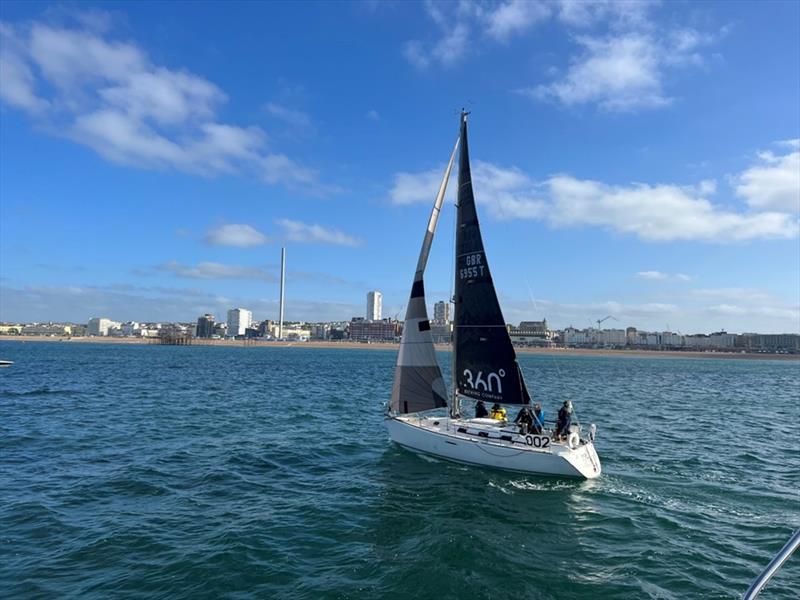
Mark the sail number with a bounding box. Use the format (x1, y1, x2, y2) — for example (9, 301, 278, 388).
(525, 435, 550, 449)
(460, 253, 486, 280)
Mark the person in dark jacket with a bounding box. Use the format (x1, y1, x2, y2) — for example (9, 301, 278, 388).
(475, 400, 488, 418)
(556, 400, 573, 439)
(514, 406, 534, 434)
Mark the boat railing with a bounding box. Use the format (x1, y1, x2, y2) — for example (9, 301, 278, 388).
(743, 529, 800, 599)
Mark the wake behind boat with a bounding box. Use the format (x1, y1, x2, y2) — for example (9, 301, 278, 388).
(385, 112, 601, 479)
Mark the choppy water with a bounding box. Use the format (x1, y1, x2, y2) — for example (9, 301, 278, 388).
(1, 342, 798, 599)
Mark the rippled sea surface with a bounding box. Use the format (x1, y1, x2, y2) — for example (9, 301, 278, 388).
(1, 342, 798, 599)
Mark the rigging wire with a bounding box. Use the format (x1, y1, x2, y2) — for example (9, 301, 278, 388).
(482, 165, 571, 411)
(524, 279, 569, 401)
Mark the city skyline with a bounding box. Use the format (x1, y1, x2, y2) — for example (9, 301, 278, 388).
(1, 2, 798, 333)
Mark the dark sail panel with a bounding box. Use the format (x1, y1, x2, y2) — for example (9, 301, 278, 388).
(453, 113, 531, 405)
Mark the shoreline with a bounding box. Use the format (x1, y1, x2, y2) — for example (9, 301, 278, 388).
(1, 335, 797, 360)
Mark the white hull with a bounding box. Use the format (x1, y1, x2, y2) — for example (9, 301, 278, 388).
(385, 414, 601, 479)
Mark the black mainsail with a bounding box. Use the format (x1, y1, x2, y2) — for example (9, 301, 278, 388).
(389, 138, 459, 414)
(453, 112, 531, 406)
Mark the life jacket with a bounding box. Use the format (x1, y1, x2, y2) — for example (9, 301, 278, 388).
(490, 407, 507, 420)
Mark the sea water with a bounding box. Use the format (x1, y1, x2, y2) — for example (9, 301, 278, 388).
(1, 342, 798, 599)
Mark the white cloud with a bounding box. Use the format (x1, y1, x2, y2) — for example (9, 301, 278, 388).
(485, 1, 551, 42)
(264, 102, 313, 131)
(390, 160, 798, 242)
(637, 271, 667, 280)
(698, 179, 717, 195)
(158, 261, 276, 281)
(404, 22, 471, 69)
(390, 168, 449, 205)
(276, 219, 362, 246)
(0, 24, 50, 113)
(390, 160, 545, 218)
(518, 3, 718, 112)
(529, 33, 674, 111)
(556, 0, 655, 29)
(403, 0, 550, 68)
(206, 224, 269, 247)
(0, 19, 321, 192)
(366, 109, 380, 121)
(546, 174, 796, 241)
(636, 271, 693, 282)
(433, 22, 471, 66)
(735, 145, 800, 213)
(777, 138, 800, 150)
(690, 288, 771, 303)
(402, 40, 431, 70)
(402, 0, 719, 114)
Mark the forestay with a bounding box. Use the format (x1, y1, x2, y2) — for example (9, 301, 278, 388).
(453, 113, 531, 405)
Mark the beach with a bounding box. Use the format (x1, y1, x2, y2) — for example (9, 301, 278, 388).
(1, 334, 796, 360)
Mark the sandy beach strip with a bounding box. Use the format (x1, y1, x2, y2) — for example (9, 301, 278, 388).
(1, 335, 797, 361)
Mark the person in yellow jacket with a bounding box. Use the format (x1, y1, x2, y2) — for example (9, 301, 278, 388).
(490, 403, 507, 421)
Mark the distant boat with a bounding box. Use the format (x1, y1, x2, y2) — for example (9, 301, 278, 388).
(0, 360, 13, 368)
(385, 112, 601, 479)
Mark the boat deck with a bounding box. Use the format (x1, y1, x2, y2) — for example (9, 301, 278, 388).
(396, 414, 573, 454)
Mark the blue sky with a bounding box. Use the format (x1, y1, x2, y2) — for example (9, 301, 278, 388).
(1, 0, 798, 333)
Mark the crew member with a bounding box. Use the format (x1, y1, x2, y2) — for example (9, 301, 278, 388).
(555, 400, 572, 439)
(532, 403, 545, 435)
(475, 400, 488, 419)
(490, 403, 507, 421)
(514, 406, 533, 434)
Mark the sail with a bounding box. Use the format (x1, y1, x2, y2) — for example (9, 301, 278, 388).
(453, 113, 531, 405)
(389, 138, 459, 414)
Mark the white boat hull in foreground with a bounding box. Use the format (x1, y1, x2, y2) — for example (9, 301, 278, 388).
(386, 414, 601, 479)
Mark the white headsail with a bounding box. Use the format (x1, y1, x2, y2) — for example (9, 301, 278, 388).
(389, 137, 459, 414)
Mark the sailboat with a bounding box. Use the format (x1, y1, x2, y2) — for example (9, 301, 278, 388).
(385, 112, 601, 479)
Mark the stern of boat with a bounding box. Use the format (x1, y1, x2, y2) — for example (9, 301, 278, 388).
(557, 440, 602, 479)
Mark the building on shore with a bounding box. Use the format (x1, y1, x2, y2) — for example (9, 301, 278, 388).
(88, 317, 120, 336)
(257, 319, 275, 338)
(196, 314, 215, 338)
(735, 333, 800, 353)
(349, 317, 400, 342)
(227, 308, 252, 338)
(509, 320, 554, 347)
(20, 323, 74, 336)
(366, 291, 382, 321)
(433, 300, 450, 324)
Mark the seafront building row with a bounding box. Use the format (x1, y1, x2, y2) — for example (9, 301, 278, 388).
(1, 290, 796, 353)
(1, 316, 798, 353)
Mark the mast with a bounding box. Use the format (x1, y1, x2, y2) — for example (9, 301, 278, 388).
(278, 247, 285, 339)
(451, 110, 469, 419)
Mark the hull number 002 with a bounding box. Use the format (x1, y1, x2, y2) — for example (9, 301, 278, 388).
(524, 435, 550, 449)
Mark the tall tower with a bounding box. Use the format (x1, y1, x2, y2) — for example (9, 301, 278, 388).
(227, 308, 252, 337)
(433, 301, 450, 324)
(278, 247, 286, 339)
(367, 291, 382, 321)
(196, 314, 215, 338)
